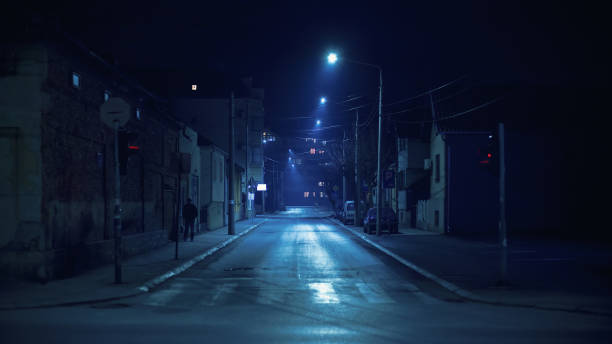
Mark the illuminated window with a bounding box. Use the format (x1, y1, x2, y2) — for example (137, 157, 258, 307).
(304, 192, 309, 198)
(313, 192, 317, 198)
(320, 192, 324, 197)
(104, 90, 111, 102)
(318, 150, 325, 154)
(192, 84, 197, 91)
(136, 107, 142, 120)
(72, 72, 80, 88)
(318, 181, 324, 187)
(310, 148, 316, 155)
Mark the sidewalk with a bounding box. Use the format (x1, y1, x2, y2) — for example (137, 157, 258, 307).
(0, 218, 266, 310)
(332, 218, 612, 316)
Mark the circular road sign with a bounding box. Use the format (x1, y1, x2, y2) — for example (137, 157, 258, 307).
(100, 97, 131, 128)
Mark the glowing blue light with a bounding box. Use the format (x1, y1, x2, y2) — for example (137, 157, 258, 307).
(327, 53, 338, 64)
(316, 119, 321, 125)
(320, 97, 327, 104)
(292, 163, 295, 168)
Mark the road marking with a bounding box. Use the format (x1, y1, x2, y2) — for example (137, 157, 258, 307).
(143, 282, 186, 307)
(256, 284, 286, 305)
(201, 283, 238, 306)
(401, 281, 441, 305)
(355, 283, 394, 304)
(308, 282, 340, 304)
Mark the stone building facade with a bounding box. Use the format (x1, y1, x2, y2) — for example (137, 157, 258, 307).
(0, 33, 182, 280)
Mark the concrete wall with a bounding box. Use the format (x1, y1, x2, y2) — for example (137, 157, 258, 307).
(1, 40, 181, 280)
(198, 145, 226, 230)
(417, 128, 445, 233)
(0, 44, 46, 279)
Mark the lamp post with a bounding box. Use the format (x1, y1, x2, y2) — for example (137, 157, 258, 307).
(327, 52, 383, 235)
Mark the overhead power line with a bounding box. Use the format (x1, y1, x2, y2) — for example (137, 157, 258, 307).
(393, 97, 503, 124)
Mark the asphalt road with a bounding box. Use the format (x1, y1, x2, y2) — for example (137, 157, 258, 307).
(1, 215, 611, 343)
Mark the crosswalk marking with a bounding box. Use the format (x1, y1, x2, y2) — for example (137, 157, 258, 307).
(143, 282, 186, 307)
(200, 283, 238, 306)
(355, 282, 394, 304)
(308, 282, 340, 303)
(141, 279, 441, 307)
(401, 282, 441, 304)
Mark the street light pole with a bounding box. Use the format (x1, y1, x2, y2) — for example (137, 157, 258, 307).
(354, 109, 360, 226)
(376, 68, 383, 236)
(228, 92, 236, 235)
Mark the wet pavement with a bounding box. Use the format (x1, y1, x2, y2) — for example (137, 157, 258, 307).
(1, 212, 611, 343)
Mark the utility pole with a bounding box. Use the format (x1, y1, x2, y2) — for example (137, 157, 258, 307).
(245, 101, 249, 220)
(112, 121, 123, 282)
(342, 129, 346, 208)
(228, 92, 236, 235)
(376, 69, 383, 236)
(175, 134, 181, 259)
(499, 122, 508, 284)
(354, 109, 360, 225)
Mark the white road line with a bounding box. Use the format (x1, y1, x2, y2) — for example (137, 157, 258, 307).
(355, 283, 394, 304)
(143, 283, 186, 307)
(308, 282, 340, 304)
(201, 283, 238, 306)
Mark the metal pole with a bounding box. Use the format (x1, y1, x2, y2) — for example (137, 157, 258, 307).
(376, 68, 383, 236)
(228, 92, 236, 235)
(113, 121, 122, 283)
(245, 101, 249, 220)
(342, 129, 346, 208)
(499, 122, 508, 283)
(175, 137, 180, 259)
(354, 109, 360, 225)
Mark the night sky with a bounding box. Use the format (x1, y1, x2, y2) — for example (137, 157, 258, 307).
(6, 1, 610, 135)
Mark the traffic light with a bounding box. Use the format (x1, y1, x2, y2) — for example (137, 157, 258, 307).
(118, 131, 139, 175)
(478, 134, 499, 176)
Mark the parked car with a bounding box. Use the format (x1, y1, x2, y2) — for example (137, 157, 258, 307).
(363, 207, 398, 234)
(342, 201, 355, 224)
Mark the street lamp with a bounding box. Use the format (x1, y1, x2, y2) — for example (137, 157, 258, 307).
(320, 97, 327, 104)
(327, 52, 338, 64)
(326, 51, 384, 236)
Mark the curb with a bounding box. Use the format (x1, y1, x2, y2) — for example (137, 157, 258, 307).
(328, 218, 612, 317)
(137, 220, 267, 292)
(0, 220, 267, 311)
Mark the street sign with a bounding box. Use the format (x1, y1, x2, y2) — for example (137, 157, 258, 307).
(383, 170, 395, 188)
(257, 183, 267, 191)
(100, 97, 130, 128)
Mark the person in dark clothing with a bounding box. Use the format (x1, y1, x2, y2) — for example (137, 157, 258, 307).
(182, 198, 198, 241)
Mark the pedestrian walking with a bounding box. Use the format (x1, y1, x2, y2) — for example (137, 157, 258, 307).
(182, 198, 198, 241)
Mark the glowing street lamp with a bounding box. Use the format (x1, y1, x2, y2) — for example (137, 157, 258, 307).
(325, 50, 384, 236)
(320, 97, 327, 104)
(327, 52, 338, 64)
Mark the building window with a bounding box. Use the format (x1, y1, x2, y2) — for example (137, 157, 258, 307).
(318, 181, 324, 187)
(434, 210, 439, 227)
(136, 107, 141, 120)
(304, 192, 309, 198)
(72, 72, 80, 88)
(192, 84, 197, 91)
(310, 148, 316, 155)
(320, 192, 324, 198)
(435, 154, 440, 183)
(104, 90, 111, 102)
